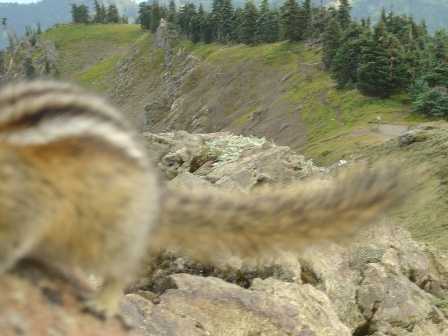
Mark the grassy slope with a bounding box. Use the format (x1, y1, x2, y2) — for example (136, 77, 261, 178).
(43, 24, 448, 251)
(180, 40, 423, 164)
(42, 24, 144, 90)
(42, 24, 420, 165)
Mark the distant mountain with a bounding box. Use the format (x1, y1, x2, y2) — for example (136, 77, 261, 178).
(0, 0, 138, 48)
(351, 0, 448, 32)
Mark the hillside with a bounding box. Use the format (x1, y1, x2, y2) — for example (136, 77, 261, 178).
(40, 24, 421, 165)
(4, 23, 448, 336)
(42, 24, 448, 250)
(0, 0, 138, 48)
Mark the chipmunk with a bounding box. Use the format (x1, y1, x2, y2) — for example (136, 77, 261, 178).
(0, 80, 407, 319)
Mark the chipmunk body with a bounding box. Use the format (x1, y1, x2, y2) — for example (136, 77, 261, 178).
(0, 81, 160, 316)
(0, 81, 407, 318)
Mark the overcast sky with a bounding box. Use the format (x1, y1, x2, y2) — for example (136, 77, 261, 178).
(0, 0, 39, 3)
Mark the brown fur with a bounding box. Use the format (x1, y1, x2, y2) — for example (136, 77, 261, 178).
(0, 81, 159, 317)
(151, 164, 407, 260)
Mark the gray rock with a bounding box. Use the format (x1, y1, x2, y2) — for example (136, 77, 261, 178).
(122, 274, 350, 336)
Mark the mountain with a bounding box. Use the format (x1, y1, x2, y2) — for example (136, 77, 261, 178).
(351, 0, 448, 32)
(0, 0, 138, 48)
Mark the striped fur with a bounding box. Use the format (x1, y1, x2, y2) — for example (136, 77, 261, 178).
(0, 80, 160, 317)
(0, 81, 147, 166)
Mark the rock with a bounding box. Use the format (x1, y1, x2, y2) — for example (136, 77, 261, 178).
(143, 131, 320, 189)
(122, 274, 350, 336)
(398, 130, 428, 147)
(297, 223, 448, 335)
(0, 262, 137, 336)
(356, 263, 448, 335)
(168, 173, 214, 189)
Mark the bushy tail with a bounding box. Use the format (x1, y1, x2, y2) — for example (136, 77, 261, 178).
(150, 164, 407, 260)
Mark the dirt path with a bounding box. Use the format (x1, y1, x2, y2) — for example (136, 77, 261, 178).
(375, 123, 410, 138)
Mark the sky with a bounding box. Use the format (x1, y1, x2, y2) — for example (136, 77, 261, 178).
(0, 0, 39, 2)
(0, 0, 144, 2)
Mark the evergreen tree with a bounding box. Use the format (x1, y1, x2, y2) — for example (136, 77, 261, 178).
(220, 0, 234, 42)
(337, 0, 351, 29)
(191, 6, 205, 43)
(106, 5, 120, 23)
(432, 30, 448, 62)
(138, 3, 152, 30)
(150, 1, 162, 33)
(357, 22, 408, 97)
(322, 17, 341, 70)
(93, 0, 105, 23)
(71, 4, 90, 24)
(331, 23, 368, 88)
(280, 0, 302, 41)
(202, 14, 215, 43)
(303, 0, 312, 36)
(168, 0, 177, 23)
(231, 8, 244, 42)
(240, 1, 258, 45)
(256, 0, 279, 43)
(178, 4, 197, 38)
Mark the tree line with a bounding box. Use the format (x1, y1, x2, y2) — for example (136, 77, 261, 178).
(324, 8, 448, 116)
(138, 0, 448, 118)
(71, 0, 128, 24)
(137, 0, 346, 44)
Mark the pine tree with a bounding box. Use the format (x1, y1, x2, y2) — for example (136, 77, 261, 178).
(178, 4, 197, 38)
(210, 0, 234, 42)
(337, 0, 351, 29)
(106, 5, 120, 23)
(303, 0, 312, 36)
(240, 1, 258, 45)
(71, 4, 90, 24)
(280, 0, 302, 41)
(231, 8, 244, 42)
(432, 30, 448, 62)
(220, 0, 234, 42)
(357, 22, 408, 97)
(138, 3, 152, 30)
(322, 17, 341, 70)
(100, 4, 107, 23)
(331, 23, 368, 88)
(168, 0, 176, 23)
(256, 0, 279, 43)
(150, 1, 162, 33)
(203, 14, 215, 43)
(93, 0, 107, 23)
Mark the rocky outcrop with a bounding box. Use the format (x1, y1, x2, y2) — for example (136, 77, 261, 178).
(143, 131, 320, 190)
(122, 274, 351, 336)
(3, 130, 448, 335)
(135, 131, 448, 335)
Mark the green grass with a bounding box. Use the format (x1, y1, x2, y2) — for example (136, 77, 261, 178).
(42, 25, 421, 166)
(42, 24, 145, 86)
(43, 24, 143, 50)
(75, 55, 120, 90)
(173, 40, 420, 164)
